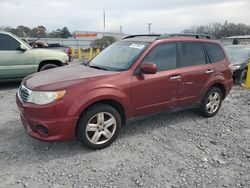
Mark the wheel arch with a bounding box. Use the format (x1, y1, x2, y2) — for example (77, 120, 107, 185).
(202, 82, 226, 101)
(71, 87, 133, 128)
(210, 83, 226, 99)
(201, 74, 228, 101)
(79, 99, 127, 126)
(38, 60, 64, 71)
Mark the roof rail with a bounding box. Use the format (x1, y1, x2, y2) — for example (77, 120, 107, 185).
(123, 34, 161, 39)
(157, 33, 216, 40)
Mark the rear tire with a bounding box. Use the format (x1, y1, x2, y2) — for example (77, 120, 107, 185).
(200, 87, 222, 117)
(239, 69, 247, 87)
(76, 104, 121, 150)
(39, 64, 58, 71)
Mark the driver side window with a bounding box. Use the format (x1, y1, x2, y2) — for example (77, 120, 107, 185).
(142, 43, 177, 71)
(0, 34, 20, 51)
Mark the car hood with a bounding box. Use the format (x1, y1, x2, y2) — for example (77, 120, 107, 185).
(31, 48, 67, 57)
(229, 57, 248, 65)
(24, 64, 119, 91)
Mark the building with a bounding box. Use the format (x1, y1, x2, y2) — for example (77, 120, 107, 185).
(73, 31, 127, 40)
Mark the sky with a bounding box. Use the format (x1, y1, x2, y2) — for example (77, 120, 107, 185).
(0, 0, 250, 34)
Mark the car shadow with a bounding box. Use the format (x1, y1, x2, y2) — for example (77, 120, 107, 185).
(121, 108, 202, 136)
(0, 81, 21, 90)
(1, 107, 202, 166)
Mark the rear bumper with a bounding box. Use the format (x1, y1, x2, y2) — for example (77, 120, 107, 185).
(16, 94, 78, 142)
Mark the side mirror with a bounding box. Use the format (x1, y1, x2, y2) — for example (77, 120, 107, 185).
(140, 62, 157, 74)
(17, 44, 27, 52)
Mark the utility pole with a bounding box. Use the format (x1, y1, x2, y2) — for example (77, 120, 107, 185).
(148, 23, 152, 35)
(120, 25, 122, 34)
(103, 9, 106, 36)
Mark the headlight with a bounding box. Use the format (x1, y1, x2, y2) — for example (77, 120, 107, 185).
(27, 90, 66, 105)
(65, 56, 69, 64)
(233, 64, 241, 71)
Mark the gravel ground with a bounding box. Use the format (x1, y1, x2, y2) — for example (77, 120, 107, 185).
(0, 83, 249, 188)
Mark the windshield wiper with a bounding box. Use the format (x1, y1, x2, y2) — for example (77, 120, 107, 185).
(89, 65, 108, 71)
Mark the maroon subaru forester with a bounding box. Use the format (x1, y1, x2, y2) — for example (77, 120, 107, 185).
(16, 34, 233, 149)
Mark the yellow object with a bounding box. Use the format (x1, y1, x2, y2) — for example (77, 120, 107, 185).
(78, 48, 82, 60)
(89, 48, 93, 60)
(96, 48, 100, 54)
(71, 48, 75, 57)
(245, 60, 250, 88)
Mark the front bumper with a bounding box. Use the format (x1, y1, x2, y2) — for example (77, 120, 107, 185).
(225, 78, 233, 97)
(233, 63, 248, 81)
(16, 94, 78, 142)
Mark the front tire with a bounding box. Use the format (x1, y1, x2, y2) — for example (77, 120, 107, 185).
(76, 104, 121, 150)
(200, 87, 222, 117)
(239, 69, 247, 87)
(40, 64, 58, 71)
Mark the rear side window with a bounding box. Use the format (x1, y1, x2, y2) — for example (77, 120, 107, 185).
(142, 43, 177, 71)
(180, 42, 206, 67)
(205, 43, 225, 63)
(0, 34, 20, 51)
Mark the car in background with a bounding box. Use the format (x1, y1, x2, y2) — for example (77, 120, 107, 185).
(16, 34, 233, 149)
(225, 45, 250, 86)
(0, 31, 69, 81)
(25, 39, 72, 61)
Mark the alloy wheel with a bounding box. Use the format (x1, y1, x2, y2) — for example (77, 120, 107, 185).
(85, 112, 117, 145)
(206, 91, 221, 114)
(240, 70, 247, 87)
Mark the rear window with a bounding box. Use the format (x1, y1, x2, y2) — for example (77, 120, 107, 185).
(205, 43, 225, 63)
(180, 42, 206, 67)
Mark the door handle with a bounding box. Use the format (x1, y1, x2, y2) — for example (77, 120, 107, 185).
(205, 69, 214, 74)
(170, 75, 181, 80)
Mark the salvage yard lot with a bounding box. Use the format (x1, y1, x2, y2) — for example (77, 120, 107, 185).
(0, 83, 249, 188)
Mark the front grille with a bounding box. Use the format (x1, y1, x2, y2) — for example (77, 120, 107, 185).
(19, 85, 32, 103)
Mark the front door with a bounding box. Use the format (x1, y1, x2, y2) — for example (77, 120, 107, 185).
(131, 43, 181, 116)
(0, 33, 35, 79)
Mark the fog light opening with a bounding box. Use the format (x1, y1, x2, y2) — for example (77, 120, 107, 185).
(36, 125, 49, 136)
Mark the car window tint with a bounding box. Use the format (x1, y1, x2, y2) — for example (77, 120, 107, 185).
(142, 43, 177, 71)
(0, 34, 20, 51)
(181, 42, 206, 67)
(205, 43, 225, 63)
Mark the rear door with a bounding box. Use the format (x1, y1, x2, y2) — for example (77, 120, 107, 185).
(131, 43, 181, 116)
(177, 42, 214, 105)
(205, 42, 229, 78)
(0, 33, 34, 79)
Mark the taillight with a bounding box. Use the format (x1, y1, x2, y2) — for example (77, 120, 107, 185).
(68, 48, 72, 55)
(228, 64, 233, 74)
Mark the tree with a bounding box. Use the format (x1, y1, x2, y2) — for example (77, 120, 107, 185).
(16, 25, 31, 37)
(1, 25, 32, 37)
(30, 26, 46, 38)
(182, 21, 250, 38)
(47, 27, 72, 38)
(48, 29, 61, 38)
(60, 27, 71, 38)
(90, 36, 117, 50)
(1, 25, 73, 38)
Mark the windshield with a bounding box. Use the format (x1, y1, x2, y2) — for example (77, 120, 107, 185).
(89, 41, 148, 71)
(11, 34, 32, 49)
(225, 47, 250, 64)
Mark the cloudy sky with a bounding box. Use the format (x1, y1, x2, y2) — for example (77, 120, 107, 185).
(0, 0, 249, 34)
